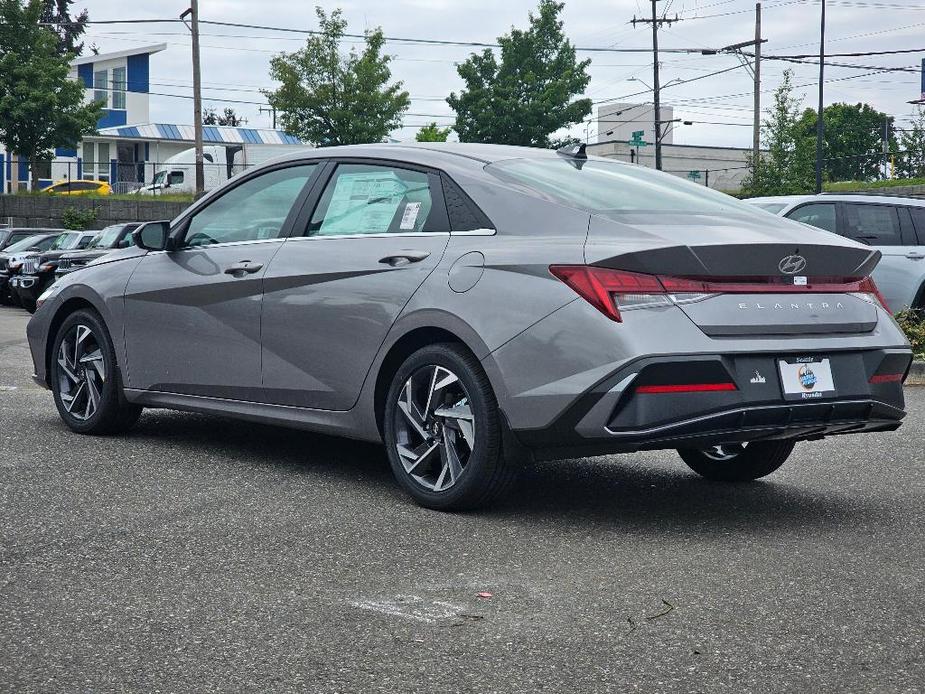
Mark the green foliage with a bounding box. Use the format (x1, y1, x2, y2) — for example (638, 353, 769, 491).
(263, 7, 409, 146)
(40, 0, 87, 56)
(896, 107, 925, 179)
(415, 122, 452, 142)
(203, 107, 245, 127)
(895, 309, 925, 360)
(796, 102, 894, 182)
(61, 205, 96, 230)
(447, 0, 591, 147)
(741, 70, 813, 197)
(0, 0, 101, 189)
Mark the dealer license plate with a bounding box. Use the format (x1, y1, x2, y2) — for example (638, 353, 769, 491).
(778, 357, 835, 400)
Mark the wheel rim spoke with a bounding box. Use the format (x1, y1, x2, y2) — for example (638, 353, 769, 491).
(56, 323, 106, 422)
(393, 363, 474, 493)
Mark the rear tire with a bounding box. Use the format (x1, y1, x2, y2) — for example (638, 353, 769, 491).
(678, 440, 795, 482)
(50, 308, 142, 435)
(383, 343, 517, 511)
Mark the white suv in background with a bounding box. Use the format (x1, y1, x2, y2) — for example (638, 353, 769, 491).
(746, 194, 925, 312)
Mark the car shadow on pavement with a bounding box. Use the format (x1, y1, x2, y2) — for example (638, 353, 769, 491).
(121, 410, 884, 534)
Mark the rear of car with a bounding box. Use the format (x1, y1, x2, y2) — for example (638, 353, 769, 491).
(478, 156, 910, 461)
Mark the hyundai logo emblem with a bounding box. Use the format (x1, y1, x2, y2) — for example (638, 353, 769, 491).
(778, 255, 807, 275)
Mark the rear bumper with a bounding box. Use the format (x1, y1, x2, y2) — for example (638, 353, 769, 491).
(510, 348, 912, 460)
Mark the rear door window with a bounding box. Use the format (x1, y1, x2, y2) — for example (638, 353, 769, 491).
(843, 203, 902, 246)
(305, 164, 441, 236)
(785, 203, 837, 234)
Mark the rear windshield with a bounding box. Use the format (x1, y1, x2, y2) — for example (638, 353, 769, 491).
(486, 157, 767, 216)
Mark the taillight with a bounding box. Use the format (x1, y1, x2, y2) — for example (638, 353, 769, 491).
(549, 265, 890, 322)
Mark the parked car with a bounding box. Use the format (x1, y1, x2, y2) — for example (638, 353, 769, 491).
(745, 194, 925, 312)
(0, 227, 68, 251)
(43, 179, 113, 196)
(27, 144, 912, 510)
(55, 223, 140, 279)
(0, 232, 64, 305)
(10, 230, 96, 311)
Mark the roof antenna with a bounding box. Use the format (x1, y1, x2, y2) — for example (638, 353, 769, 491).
(556, 142, 587, 159)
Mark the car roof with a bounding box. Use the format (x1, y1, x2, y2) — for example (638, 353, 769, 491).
(269, 142, 571, 170)
(746, 193, 925, 207)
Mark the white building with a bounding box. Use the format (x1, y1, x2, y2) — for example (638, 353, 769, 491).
(1, 44, 303, 193)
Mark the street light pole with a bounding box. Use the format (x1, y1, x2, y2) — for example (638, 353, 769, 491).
(814, 0, 826, 194)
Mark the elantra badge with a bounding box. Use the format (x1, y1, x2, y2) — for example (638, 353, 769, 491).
(778, 255, 807, 275)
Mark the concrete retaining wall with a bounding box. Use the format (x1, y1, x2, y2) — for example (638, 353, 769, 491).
(0, 194, 190, 230)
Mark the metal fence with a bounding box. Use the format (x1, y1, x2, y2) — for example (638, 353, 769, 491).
(2, 158, 256, 196)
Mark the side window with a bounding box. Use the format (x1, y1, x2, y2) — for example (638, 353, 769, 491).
(910, 208, 925, 245)
(184, 164, 317, 247)
(168, 171, 184, 186)
(843, 203, 902, 246)
(306, 164, 437, 236)
(785, 203, 837, 234)
(77, 235, 93, 249)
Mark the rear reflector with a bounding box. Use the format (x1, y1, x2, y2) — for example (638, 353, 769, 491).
(549, 265, 890, 321)
(869, 373, 903, 384)
(635, 382, 737, 394)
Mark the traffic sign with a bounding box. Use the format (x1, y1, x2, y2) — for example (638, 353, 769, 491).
(687, 170, 702, 181)
(629, 130, 647, 147)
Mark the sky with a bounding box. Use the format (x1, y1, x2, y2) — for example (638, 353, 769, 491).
(79, 0, 925, 148)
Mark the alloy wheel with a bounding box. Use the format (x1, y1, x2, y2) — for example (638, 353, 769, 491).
(702, 443, 747, 461)
(56, 324, 106, 421)
(392, 365, 475, 493)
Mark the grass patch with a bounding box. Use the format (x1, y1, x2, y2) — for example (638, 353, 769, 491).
(823, 178, 925, 192)
(6, 191, 194, 203)
(895, 309, 925, 361)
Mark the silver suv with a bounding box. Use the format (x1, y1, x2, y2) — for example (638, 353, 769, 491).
(746, 194, 925, 312)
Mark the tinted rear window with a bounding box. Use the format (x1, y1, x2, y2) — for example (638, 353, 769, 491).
(486, 157, 767, 216)
(843, 203, 902, 246)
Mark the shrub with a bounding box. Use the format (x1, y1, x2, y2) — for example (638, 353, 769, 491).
(61, 206, 98, 230)
(895, 309, 925, 360)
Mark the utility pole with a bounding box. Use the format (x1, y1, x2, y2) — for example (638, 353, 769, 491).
(181, 1, 205, 196)
(632, 1, 679, 171)
(815, 0, 826, 194)
(259, 105, 277, 130)
(883, 116, 890, 179)
(753, 3, 761, 166)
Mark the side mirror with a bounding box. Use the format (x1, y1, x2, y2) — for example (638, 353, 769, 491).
(132, 221, 172, 251)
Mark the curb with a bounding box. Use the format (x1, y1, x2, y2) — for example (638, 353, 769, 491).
(908, 361, 925, 386)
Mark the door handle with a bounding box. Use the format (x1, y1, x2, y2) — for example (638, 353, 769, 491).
(905, 252, 925, 260)
(378, 251, 431, 267)
(223, 261, 264, 275)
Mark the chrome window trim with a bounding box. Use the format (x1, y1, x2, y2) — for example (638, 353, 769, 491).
(146, 238, 284, 255)
(287, 232, 452, 241)
(450, 227, 496, 236)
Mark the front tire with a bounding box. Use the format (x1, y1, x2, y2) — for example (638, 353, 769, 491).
(678, 440, 795, 482)
(383, 343, 516, 511)
(50, 309, 142, 435)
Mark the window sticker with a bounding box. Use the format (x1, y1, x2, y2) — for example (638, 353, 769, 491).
(319, 171, 407, 235)
(400, 201, 422, 230)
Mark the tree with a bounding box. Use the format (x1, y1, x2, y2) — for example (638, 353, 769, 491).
(741, 70, 813, 196)
(40, 0, 88, 56)
(796, 102, 894, 182)
(415, 122, 452, 142)
(203, 106, 246, 127)
(447, 0, 591, 147)
(262, 7, 409, 146)
(0, 0, 101, 189)
(897, 107, 925, 179)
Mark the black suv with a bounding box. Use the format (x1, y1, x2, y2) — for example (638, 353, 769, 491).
(55, 223, 140, 279)
(10, 231, 96, 311)
(0, 232, 64, 305)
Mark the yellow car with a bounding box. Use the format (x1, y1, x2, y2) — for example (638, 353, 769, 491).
(44, 179, 113, 196)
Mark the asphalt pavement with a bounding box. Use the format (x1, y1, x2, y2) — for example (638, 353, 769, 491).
(1, 307, 923, 693)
